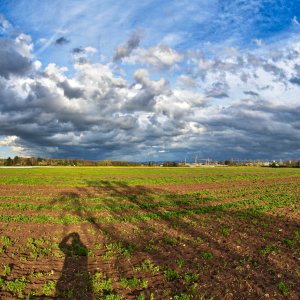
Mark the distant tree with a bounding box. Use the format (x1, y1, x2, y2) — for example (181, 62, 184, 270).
(25, 158, 32, 166)
(13, 156, 20, 165)
(163, 161, 178, 167)
(37, 157, 43, 165)
(5, 157, 13, 166)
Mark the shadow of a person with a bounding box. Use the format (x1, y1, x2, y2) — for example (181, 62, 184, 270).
(56, 232, 93, 299)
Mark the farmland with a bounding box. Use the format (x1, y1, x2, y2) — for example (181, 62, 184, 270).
(0, 166, 299, 299)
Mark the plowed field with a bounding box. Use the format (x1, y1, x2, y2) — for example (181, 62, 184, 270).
(0, 166, 299, 299)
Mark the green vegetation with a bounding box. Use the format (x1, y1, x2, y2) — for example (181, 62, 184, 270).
(3, 265, 11, 277)
(175, 258, 185, 268)
(201, 252, 213, 260)
(120, 277, 148, 290)
(277, 282, 290, 296)
(91, 272, 120, 299)
(1, 235, 12, 247)
(0, 166, 299, 298)
(183, 273, 199, 284)
(164, 268, 180, 281)
(134, 259, 160, 274)
(0, 165, 299, 186)
(43, 280, 56, 296)
(220, 226, 230, 236)
(260, 244, 280, 255)
(5, 276, 27, 298)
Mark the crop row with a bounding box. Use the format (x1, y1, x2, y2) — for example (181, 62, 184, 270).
(0, 192, 298, 225)
(0, 188, 297, 213)
(0, 178, 298, 203)
(0, 168, 299, 186)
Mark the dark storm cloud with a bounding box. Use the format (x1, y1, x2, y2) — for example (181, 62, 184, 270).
(194, 101, 300, 160)
(55, 37, 70, 45)
(0, 39, 32, 78)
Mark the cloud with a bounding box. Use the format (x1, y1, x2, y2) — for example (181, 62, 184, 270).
(72, 46, 97, 55)
(1, 20, 300, 160)
(57, 80, 84, 99)
(0, 135, 18, 146)
(0, 15, 13, 34)
(0, 34, 33, 79)
(253, 39, 263, 47)
(0, 136, 24, 154)
(55, 37, 70, 45)
(113, 30, 143, 61)
(125, 44, 183, 70)
(197, 100, 300, 159)
(71, 46, 97, 64)
(243, 90, 259, 96)
(206, 81, 229, 99)
(72, 47, 84, 54)
(289, 77, 300, 85)
(292, 16, 300, 26)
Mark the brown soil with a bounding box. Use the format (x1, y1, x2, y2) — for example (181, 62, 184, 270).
(0, 175, 299, 299)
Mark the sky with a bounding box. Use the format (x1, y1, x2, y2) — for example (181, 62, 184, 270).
(0, 0, 300, 161)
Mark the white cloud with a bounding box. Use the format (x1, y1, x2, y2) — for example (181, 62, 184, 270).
(253, 39, 263, 47)
(161, 32, 186, 47)
(0, 136, 18, 146)
(0, 136, 25, 155)
(125, 45, 183, 70)
(292, 16, 300, 26)
(113, 30, 143, 61)
(0, 15, 12, 34)
(0, 24, 300, 160)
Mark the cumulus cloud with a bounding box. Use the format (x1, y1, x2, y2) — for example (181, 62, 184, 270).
(113, 30, 142, 61)
(0, 136, 18, 146)
(0, 136, 24, 154)
(125, 45, 183, 70)
(1, 26, 300, 160)
(0, 34, 33, 79)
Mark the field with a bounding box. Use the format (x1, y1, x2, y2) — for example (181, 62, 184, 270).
(0, 166, 299, 299)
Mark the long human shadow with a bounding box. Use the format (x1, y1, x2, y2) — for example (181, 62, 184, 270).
(55, 232, 92, 299)
(50, 182, 161, 299)
(49, 187, 136, 299)
(51, 180, 300, 299)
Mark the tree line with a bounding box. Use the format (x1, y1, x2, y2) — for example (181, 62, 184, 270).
(0, 156, 141, 167)
(0, 156, 299, 167)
